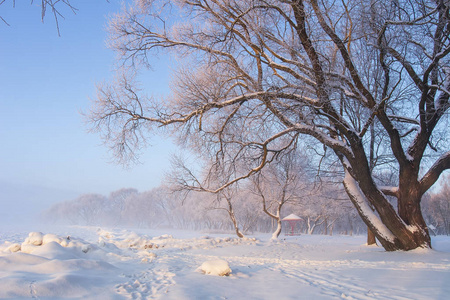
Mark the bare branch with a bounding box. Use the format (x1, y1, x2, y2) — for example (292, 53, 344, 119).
(420, 151, 450, 195)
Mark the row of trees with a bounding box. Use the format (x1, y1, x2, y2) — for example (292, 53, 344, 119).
(423, 175, 450, 235)
(42, 184, 366, 236)
(44, 147, 364, 236)
(42, 169, 450, 237)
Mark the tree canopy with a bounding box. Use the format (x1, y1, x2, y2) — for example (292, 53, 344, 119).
(89, 0, 450, 251)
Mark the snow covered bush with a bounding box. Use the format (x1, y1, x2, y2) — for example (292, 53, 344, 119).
(198, 259, 232, 276)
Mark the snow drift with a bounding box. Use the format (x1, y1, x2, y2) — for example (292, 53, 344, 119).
(0, 226, 449, 299)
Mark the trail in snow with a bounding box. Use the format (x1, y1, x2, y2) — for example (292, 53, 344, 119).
(29, 280, 37, 299)
(116, 268, 176, 299)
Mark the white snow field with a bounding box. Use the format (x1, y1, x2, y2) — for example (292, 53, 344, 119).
(1, 227, 449, 299)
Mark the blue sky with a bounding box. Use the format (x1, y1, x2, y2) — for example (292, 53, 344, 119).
(0, 1, 177, 217)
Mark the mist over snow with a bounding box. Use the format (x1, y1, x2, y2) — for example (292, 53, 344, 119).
(0, 180, 79, 228)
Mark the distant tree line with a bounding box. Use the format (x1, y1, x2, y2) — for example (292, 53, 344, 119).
(41, 173, 450, 237)
(40, 177, 363, 237)
(423, 175, 450, 236)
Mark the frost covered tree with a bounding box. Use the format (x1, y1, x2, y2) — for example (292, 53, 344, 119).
(89, 0, 450, 251)
(122, 190, 165, 227)
(105, 188, 138, 225)
(250, 151, 307, 239)
(47, 193, 107, 225)
(300, 190, 344, 235)
(169, 154, 248, 237)
(215, 188, 246, 238)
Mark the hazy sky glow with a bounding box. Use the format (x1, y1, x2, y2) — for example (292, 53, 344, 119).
(0, 1, 177, 214)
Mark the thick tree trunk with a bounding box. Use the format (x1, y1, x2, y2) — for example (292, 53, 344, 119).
(367, 227, 376, 245)
(343, 168, 431, 251)
(397, 177, 431, 248)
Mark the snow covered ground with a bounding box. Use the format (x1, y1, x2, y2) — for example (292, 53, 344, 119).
(1, 226, 449, 299)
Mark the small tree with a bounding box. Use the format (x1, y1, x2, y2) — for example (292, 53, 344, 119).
(216, 188, 245, 238)
(169, 153, 247, 237)
(251, 151, 307, 239)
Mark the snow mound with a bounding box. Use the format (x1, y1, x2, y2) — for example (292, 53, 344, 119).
(198, 259, 232, 276)
(0, 229, 119, 299)
(0, 232, 93, 256)
(98, 230, 158, 250)
(97, 229, 258, 252)
(24, 231, 44, 246)
(154, 234, 173, 240)
(7, 243, 21, 253)
(42, 233, 63, 244)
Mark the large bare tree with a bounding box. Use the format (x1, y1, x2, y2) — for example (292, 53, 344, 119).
(89, 0, 450, 251)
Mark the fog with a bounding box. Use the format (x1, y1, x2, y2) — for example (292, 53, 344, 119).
(0, 180, 79, 229)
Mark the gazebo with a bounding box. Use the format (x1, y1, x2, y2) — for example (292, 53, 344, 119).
(282, 214, 303, 236)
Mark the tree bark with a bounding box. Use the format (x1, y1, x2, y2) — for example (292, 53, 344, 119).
(398, 173, 431, 247)
(367, 227, 376, 245)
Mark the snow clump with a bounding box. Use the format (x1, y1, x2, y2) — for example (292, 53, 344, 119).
(7, 243, 21, 253)
(198, 259, 232, 276)
(24, 232, 44, 246)
(0, 232, 92, 255)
